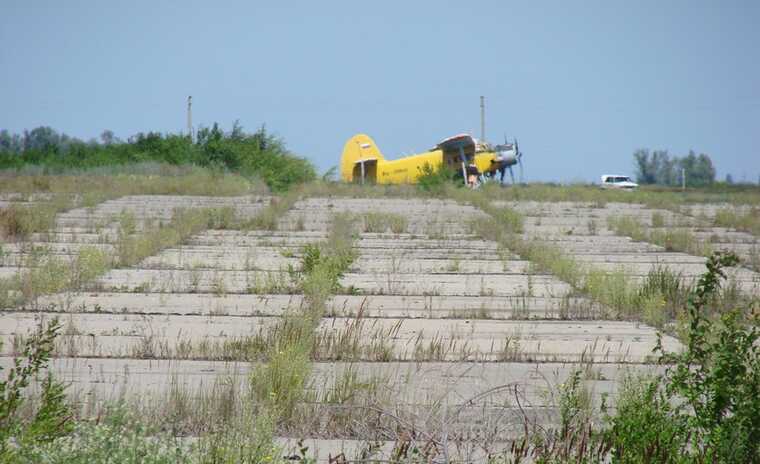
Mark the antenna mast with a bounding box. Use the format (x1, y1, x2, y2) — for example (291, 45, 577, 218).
(480, 96, 485, 142)
(187, 96, 193, 142)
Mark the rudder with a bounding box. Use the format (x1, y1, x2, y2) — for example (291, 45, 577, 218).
(340, 134, 385, 182)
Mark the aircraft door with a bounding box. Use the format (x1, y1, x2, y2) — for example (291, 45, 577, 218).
(442, 148, 468, 185)
(352, 159, 377, 184)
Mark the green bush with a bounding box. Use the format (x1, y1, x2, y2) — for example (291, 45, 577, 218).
(605, 374, 687, 463)
(416, 162, 460, 193)
(15, 406, 192, 463)
(0, 204, 60, 239)
(605, 252, 760, 462)
(0, 124, 316, 192)
(1, 319, 73, 461)
(504, 252, 760, 463)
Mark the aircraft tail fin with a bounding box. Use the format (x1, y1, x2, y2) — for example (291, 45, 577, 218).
(340, 134, 385, 182)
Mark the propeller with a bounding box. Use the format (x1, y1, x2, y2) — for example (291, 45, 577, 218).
(515, 137, 524, 184)
(496, 134, 523, 185)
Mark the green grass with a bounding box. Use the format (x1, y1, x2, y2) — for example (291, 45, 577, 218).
(115, 207, 236, 267)
(13, 406, 193, 463)
(460, 193, 749, 329)
(478, 182, 760, 208)
(361, 212, 408, 234)
(1, 123, 316, 193)
(0, 206, 241, 309)
(0, 245, 110, 308)
(608, 215, 713, 257)
(249, 212, 357, 425)
(0, 165, 262, 241)
(0, 163, 261, 196)
(243, 194, 299, 231)
(0, 197, 72, 240)
(714, 206, 760, 236)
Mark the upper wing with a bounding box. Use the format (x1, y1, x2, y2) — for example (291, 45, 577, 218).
(435, 134, 476, 152)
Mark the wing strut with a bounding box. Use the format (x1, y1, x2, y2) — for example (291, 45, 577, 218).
(459, 146, 467, 186)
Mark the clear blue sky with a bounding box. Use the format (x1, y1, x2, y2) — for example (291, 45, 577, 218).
(1, 1, 759, 182)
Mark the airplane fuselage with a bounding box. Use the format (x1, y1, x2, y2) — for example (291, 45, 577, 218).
(340, 133, 505, 185)
(372, 149, 496, 184)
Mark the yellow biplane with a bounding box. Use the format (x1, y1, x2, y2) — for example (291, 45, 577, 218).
(340, 133, 523, 185)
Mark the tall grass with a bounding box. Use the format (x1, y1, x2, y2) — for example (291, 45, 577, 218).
(115, 207, 235, 267)
(0, 207, 239, 309)
(243, 191, 300, 231)
(8, 251, 759, 462)
(361, 212, 408, 233)
(0, 163, 261, 196)
(0, 197, 72, 240)
(608, 215, 713, 257)
(0, 164, 263, 241)
(249, 212, 357, 425)
(477, 182, 760, 209)
(714, 206, 760, 236)
(461, 193, 744, 329)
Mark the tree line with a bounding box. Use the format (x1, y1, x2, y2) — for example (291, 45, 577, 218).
(0, 123, 316, 192)
(633, 149, 716, 187)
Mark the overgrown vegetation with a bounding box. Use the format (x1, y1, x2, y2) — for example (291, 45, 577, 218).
(714, 206, 760, 237)
(361, 212, 408, 234)
(211, 213, 357, 459)
(0, 207, 238, 309)
(243, 192, 301, 231)
(116, 207, 235, 267)
(465, 194, 749, 329)
(0, 124, 315, 192)
(15, 405, 192, 464)
(1, 319, 73, 461)
(3, 172, 760, 462)
(0, 163, 258, 196)
(0, 202, 66, 240)
(1, 211, 359, 462)
(604, 252, 759, 463)
(608, 215, 713, 257)
(415, 162, 461, 193)
(0, 246, 110, 309)
(0, 165, 259, 241)
(485, 252, 760, 463)
(473, 181, 760, 210)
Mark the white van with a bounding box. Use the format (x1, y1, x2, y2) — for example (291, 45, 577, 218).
(600, 175, 639, 190)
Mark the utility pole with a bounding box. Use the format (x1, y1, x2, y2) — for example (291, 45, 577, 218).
(187, 96, 193, 142)
(480, 96, 485, 142)
(682, 168, 686, 191)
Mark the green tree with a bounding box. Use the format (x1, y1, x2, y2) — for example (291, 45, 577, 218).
(633, 148, 715, 187)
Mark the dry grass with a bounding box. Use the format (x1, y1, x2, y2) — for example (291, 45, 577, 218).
(0, 206, 239, 309)
(115, 207, 237, 267)
(243, 194, 299, 231)
(361, 212, 408, 234)
(0, 166, 258, 241)
(8, 181, 760, 460)
(0, 164, 261, 196)
(607, 215, 713, 256)
(714, 206, 760, 236)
